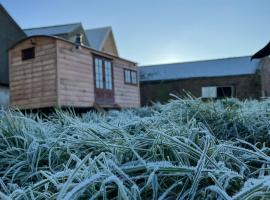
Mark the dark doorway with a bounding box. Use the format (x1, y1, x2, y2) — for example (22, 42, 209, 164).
(217, 86, 233, 98)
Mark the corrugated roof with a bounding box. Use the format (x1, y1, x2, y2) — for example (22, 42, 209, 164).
(140, 56, 261, 82)
(85, 27, 111, 50)
(24, 23, 82, 36)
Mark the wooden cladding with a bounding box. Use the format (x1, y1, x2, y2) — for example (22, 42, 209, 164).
(10, 37, 57, 109)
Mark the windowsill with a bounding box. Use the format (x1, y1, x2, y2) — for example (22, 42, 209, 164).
(124, 82, 138, 86)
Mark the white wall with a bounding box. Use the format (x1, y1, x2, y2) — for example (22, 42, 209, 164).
(0, 86, 9, 108)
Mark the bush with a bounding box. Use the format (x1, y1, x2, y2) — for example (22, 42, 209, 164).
(0, 98, 270, 199)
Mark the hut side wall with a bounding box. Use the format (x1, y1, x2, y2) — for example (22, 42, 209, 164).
(56, 40, 95, 107)
(113, 60, 140, 108)
(9, 37, 58, 109)
(56, 40, 140, 108)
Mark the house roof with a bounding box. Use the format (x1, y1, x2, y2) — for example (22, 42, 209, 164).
(24, 23, 82, 36)
(24, 24, 115, 52)
(0, 4, 26, 85)
(85, 26, 112, 51)
(140, 56, 261, 82)
(0, 4, 26, 35)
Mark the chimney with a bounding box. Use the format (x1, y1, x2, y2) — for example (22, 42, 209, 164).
(75, 33, 83, 49)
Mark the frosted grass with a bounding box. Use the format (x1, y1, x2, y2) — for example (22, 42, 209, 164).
(0, 98, 270, 199)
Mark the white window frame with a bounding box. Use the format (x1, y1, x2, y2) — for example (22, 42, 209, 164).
(202, 86, 217, 98)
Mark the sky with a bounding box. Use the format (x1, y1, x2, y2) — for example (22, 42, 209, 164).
(1, 0, 270, 65)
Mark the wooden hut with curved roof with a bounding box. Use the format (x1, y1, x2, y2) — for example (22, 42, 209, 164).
(9, 35, 140, 109)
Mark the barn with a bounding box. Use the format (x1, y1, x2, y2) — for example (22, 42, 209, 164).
(139, 56, 270, 105)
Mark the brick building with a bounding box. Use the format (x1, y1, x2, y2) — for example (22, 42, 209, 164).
(140, 56, 270, 105)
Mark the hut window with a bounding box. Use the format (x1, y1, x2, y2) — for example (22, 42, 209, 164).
(124, 69, 137, 85)
(131, 71, 138, 84)
(22, 47, 35, 61)
(124, 69, 131, 83)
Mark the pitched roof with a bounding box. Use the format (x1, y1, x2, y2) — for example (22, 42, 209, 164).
(0, 4, 26, 85)
(85, 27, 112, 51)
(140, 56, 261, 82)
(24, 23, 82, 36)
(24, 24, 114, 52)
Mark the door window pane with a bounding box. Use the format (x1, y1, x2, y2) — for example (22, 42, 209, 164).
(95, 58, 103, 88)
(105, 61, 112, 90)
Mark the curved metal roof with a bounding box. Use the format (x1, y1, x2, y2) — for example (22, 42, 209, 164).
(10, 35, 136, 64)
(140, 56, 261, 82)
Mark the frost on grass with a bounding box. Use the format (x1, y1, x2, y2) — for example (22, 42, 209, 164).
(1, 98, 270, 199)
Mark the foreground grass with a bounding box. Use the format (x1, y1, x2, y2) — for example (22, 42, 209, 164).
(1, 98, 270, 199)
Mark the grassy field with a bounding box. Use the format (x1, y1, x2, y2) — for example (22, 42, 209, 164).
(1, 98, 270, 199)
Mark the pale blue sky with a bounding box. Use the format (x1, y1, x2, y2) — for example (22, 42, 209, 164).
(1, 0, 270, 65)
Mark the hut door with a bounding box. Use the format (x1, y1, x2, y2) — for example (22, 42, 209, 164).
(94, 57, 114, 105)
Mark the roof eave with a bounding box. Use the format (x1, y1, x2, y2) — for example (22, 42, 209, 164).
(140, 73, 257, 83)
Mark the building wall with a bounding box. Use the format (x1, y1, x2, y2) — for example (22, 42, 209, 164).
(9, 37, 58, 109)
(0, 5, 26, 85)
(0, 85, 9, 107)
(56, 40, 95, 107)
(260, 57, 270, 97)
(140, 74, 261, 105)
